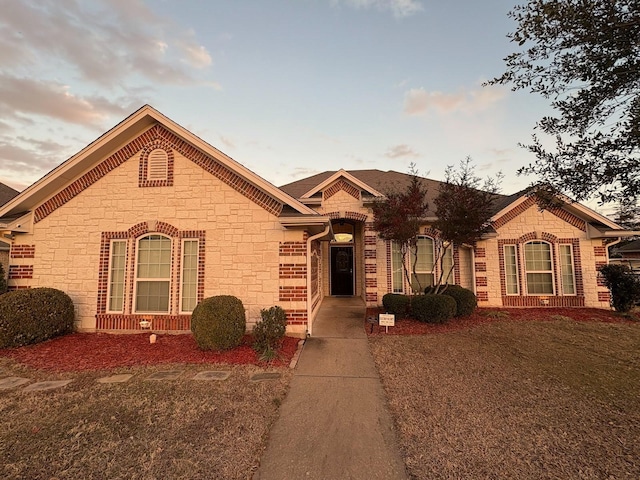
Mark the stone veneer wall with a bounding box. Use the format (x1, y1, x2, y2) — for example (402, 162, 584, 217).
(479, 203, 610, 308)
(10, 124, 306, 333)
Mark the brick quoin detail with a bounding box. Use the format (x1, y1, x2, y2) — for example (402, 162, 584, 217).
(8, 285, 31, 291)
(366, 292, 378, 302)
(35, 124, 283, 223)
(476, 276, 488, 287)
(8, 265, 33, 279)
(364, 235, 377, 246)
(477, 291, 489, 302)
(279, 242, 307, 256)
(284, 309, 308, 326)
(597, 292, 611, 302)
(365, 278, 377, 288)
(10, 245, 35, 258)
(475, 262, 487, 272)
(475, 247, 486, 258)
(279, 285, 307, 301)
(593, 246, 607, 257)
(323, 180, 361, 201)
(279, 263, 307, 279)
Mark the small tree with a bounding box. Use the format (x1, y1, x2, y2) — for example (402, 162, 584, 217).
(372, 164, 429, 295)
(431, 157, 502, 293)
(599, 264, 640, 313)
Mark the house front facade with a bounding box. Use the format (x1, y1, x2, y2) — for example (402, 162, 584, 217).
(0, 106, 634, 336)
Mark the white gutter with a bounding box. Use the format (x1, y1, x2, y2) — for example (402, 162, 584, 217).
(306, 225, 332, 337)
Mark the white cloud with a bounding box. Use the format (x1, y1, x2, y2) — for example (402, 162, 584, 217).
(182, 44, 213, 69)
(0, 0, 215, 87)
(334, 0, 423, 17)
(403, 85, 507, 116)
(385, 144, 420, 159)
(0, 75, 128, 127)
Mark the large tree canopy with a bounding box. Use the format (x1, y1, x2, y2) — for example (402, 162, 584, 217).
(489, 0, 640, 205)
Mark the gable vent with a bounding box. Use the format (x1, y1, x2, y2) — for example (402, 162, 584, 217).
(147, 149, 168, 180)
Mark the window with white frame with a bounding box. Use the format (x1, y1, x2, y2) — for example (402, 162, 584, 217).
(107, 240, 127, 312)
(180, 239, 199, 312)
(410, 236, 435, 293)
(442, 244, 455, 285)
(135, 234, 172, 313)
(391, 241, 404, 293)
(524, 241, 554, 294)
(559, 244, 576, 295)
(503, 244, 519, 295)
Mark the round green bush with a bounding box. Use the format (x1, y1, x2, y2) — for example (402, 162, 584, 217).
(191, 295, 246, 351)
(440, 285, 477, 317)
(382, 293, 410, 317)
(0, 287, 75, 348)
(411, 294, 456, 324)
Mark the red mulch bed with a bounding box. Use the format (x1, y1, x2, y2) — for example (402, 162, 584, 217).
(0, 333, 300, 372)
(366, 307, 638, 335)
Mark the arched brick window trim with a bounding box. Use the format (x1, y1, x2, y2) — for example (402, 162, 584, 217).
(96, 221, 205, 330)
(498, 232, 584, 307)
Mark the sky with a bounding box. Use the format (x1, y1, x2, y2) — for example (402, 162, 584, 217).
(1, 0, 598, 210)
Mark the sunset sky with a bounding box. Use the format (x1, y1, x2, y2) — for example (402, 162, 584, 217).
(1, 0, 577, 208)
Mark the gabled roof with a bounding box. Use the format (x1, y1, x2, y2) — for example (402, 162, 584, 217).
(280, 169, 467, 216)
(0, 105, 319, 221)
(0, 182, 19, 207)
(299, 169, 384, 198)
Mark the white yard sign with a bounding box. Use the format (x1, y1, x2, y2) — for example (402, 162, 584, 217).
(379, 314, 395, 328)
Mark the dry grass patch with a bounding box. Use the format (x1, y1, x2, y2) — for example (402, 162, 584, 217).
(370, 319, 640, 479)
(0, 360, 291, 479)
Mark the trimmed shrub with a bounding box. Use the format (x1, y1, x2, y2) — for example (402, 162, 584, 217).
(598, 264, 640, 312)
(382, 293, 411, 317)
(440, 285, 477, 317)
(0, 287, 75, 348)
(412, 294, 456, 324)
(191, 295, 246, 351)
(253, 306, 288, 360)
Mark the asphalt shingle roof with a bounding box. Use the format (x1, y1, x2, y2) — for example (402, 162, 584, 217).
(279, 169, 509, 217)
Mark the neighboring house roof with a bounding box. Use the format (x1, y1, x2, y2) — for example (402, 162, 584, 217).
(617, 239, 640, 253)
(0, 105, 325, 229)
(0, 183, 19, 207)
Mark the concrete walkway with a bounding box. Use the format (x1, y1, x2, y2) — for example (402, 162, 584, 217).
(255, 297, 408, 480)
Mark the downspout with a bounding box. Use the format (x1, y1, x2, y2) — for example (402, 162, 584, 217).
(470, 247, 477, 295)
(606, 238, 622, 261)
(306, 225, 331, 337)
